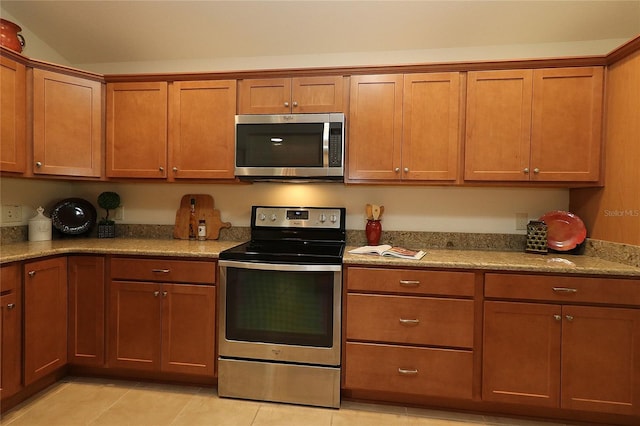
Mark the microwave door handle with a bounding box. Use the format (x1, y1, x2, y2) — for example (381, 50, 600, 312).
(323, 122, 330, 167)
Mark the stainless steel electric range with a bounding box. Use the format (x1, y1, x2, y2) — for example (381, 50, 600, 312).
(217, 206, 346, 408)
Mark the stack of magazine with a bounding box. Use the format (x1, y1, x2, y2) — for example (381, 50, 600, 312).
(348, 245, 426, 260)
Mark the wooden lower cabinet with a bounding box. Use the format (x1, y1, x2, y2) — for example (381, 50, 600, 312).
(68, 256, 105, 366)
(108, 281, 215, 376)
(343, 266, 477, 401)
(483, 276, 640, 417)
(0, 264, 22, 399)
(23, 257, 68, 386)
(345, 342, 473, 399)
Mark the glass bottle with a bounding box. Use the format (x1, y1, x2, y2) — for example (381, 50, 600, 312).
(188, 198, 197, 240)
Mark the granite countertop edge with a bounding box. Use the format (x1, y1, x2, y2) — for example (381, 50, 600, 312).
(1, 239, 639, 277)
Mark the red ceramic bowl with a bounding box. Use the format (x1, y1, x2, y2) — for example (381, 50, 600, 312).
(539, 210, 587, 251)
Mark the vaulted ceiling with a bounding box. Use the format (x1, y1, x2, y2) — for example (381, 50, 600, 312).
(2, 0, 639, 69)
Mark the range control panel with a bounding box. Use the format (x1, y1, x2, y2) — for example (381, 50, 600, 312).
(253, 206, 344, 229)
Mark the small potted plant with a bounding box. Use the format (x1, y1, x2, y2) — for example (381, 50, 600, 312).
(97, 191, 120, 238)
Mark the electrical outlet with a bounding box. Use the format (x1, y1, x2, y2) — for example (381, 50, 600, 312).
(1, 205, 22, 223)
(515, 212, 528, 230)
(113, 206, 124, 221)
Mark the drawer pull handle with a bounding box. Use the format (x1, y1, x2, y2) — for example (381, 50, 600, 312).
(151, 269, 170, 273)
(553, 314, 562, 321)
(399, 280, 420, 287)
(7, 303, 15, 310)
(552, 287, 577, 293)
(153, 291, 160, 297)
(399, 318, 420, 326)
(398, 368, 418, 376)
(565, 314, 574, 322)
(162, 291, 168, 297)
(28, 270, 36, 277)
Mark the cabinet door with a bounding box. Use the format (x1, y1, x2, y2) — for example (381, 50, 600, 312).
(530, 67, 603, 182)
(106, 82, 168, 178)
(291, 76, 344, 113)
(0, 264, 22, 399)
(465, 70, 532, 181)
(561, 305, 640, 416)
(108, 281, 161, 370)
(32, 69, 103, 177)
(403, 73, 460, 181)
(24, 257, 68, 386)
(347, 74, 403, 180)
(161, 284, 215, 376)
(482, 301, 561, 407)
(237, 78, 291, 114)
(0, 55, 26, 173)
(68, 256, 105, 366)
(168, 80, 236, 179)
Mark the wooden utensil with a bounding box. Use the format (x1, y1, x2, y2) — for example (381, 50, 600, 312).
(372, 204, 380, 220)
(366, 204, 373, 220)
(173, 194, 231, 240)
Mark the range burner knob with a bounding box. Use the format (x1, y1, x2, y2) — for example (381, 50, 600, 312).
(319, 213, 327, 223)
(330, 214, 338, 223)
(258, 213, 266, 221)
(270, 214, 277, 222)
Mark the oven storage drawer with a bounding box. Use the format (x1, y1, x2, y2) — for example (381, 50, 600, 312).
(344, 342, 473, 399)
(346, 294, 474, 348)
(485, 273, 640, 306)
(110, 257, 215, 284)
(347, 267, 475, 297)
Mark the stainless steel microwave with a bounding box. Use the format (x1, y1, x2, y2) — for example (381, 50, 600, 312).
(234, 113, 345, 181)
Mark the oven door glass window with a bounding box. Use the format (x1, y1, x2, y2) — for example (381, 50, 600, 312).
(236, 123, 324, 167)
(225, 268, 334, 347)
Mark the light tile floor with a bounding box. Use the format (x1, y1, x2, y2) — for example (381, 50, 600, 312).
(0, 377, 570, 426)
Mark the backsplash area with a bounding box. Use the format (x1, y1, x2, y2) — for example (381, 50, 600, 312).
(3, 224, 639, 269)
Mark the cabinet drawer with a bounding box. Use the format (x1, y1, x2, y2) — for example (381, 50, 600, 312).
(485, 273, 640, 306)
(110, 257, 215, 284)
(347, 294, 474, 348)
(344, 342, 473, 400)
(347, 267, 475, 297)
(1, 263, 20, 293)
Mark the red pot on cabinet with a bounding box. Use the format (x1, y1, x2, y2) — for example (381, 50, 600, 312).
(1, 19, 25, 53)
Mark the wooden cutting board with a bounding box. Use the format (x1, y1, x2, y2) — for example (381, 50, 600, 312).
(173, 194, 231, 240)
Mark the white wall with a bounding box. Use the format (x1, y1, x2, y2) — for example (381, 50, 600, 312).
(1, 178, 567, 234)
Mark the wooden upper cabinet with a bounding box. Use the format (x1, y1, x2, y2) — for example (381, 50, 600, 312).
(465, 69, 533, 181)
(348, 73, 461, 182)
(32, 69, 103, 177)
(402, 72, 461, 181)
(106, 81, 168, 178)
(0, 55, 26, 173)
(347, 74, 404, 180)
(168, 80, 236, 179)
(238, 76, 344, 114)
(531, 67, 603, 182)
(465, 67, 603, 183)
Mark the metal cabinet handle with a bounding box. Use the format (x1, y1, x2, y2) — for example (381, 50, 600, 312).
(151, 269, 170, 273)
(399, 318, 420, 326)
(523, 168, 529, 174)
(162, 291, 168, 297)
(398, 368, 418, 376)
(553, 314, 562, 321)
(533, 168, 540, 174)
(159, 166, 164, 172)
(35, 161, 42, 168)
(404, 167, 409, 172)
(565, 314, 574, 322)
(552, 287, 578, 293)
(7, 303, 15, 310)
(292, 101, 298, 107)
(284, 101, 289, 107)
(399, 280, 420, 287)
(153, 291, 160, 297)
(28, 270, 36, 277)
(394, 167, 400, 173)
(172, 167, 178, 172)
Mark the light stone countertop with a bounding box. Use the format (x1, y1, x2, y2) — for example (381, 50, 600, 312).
(1, 239, 639, 277)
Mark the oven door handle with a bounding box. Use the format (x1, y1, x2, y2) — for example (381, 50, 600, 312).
(219, 260, 341, 272)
